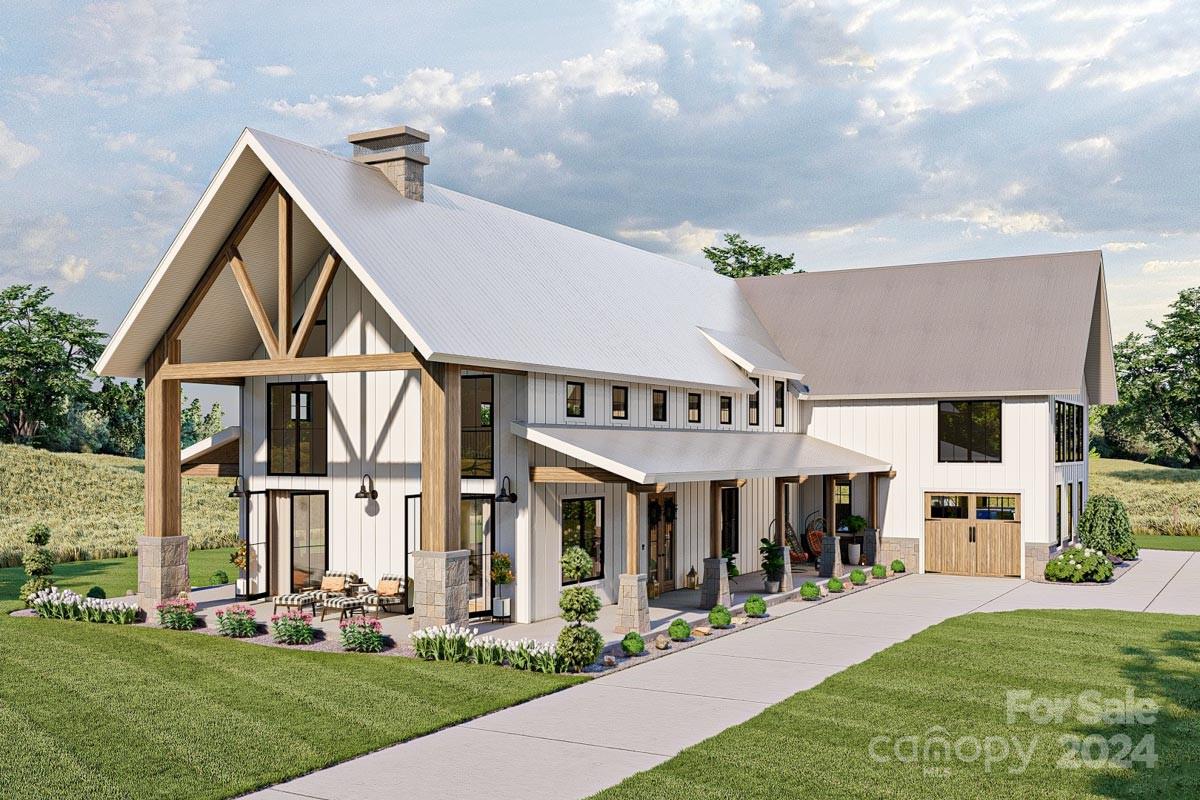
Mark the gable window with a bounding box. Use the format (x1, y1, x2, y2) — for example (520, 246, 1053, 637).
(462, 375, 493, 478)
(938, 400, 1001, 463)
(611, 386, 628, 420)
(565, 381, 585, 418)
(774, 380, 785, 427)
(652, 389, 668, 422)
(269, 382, 328, 476)
(748, 378, 760, 426)
(561, 497, 603, 584)
(719, 395, 732, 425)
(687, 392, 702, 423)
(1055, 401, 1085, 462)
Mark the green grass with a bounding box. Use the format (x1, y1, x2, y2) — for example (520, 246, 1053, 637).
(0, 443, 237, 567)
(0, 601, 583, 799)
(1091, 456, 1200, 537)
(592, 610, 1200, 799)
(0, 547, 236, 601)
(1135, 535, 1200, 552)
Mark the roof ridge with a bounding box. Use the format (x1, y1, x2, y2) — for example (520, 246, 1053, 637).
(739, 249, 1102, 282)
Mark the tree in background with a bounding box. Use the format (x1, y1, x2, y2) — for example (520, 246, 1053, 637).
(1101, 287, 1200, 467)
(181, 398, 225, 448)
(93, 378, 145, 456)
(702, 233, 801, 278)
(0, 285, 104, 444)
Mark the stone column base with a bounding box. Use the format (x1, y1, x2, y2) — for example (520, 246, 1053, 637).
(700, 556, 732, 609)
(138, 535, 190, 611)
(412, 549, 470, 630)
(1024, 543, 1057, 582)
(878, 537, 919, 572)
(779, 545, 794, 592)
(819, 534, 844, 578)
(614, 573, 650, 634)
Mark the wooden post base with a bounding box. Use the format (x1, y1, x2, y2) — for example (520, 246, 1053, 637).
(137, 535, 190, 611)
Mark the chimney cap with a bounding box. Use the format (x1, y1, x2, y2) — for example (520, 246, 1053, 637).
(347, 125, 430, 145)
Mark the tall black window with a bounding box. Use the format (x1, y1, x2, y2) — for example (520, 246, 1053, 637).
(774, 380, 785, 427)
(719, 395, 732, 425)
(611, 386, 628, 420)
(720, 486, 739, 555)
(687, 392, 702, 423)
(462, 375, 493, 478)
(290, 492, 327, 592)
(652, 389, 667, 422)
(833, 478, 853, 530)
(1056, 485, 1063, 546)
(1055, 401, 1085, 462)
(562, 497, 603, 584)
(748, 378, 760, 426)
(565, 381, 585, 418)
(269, 382, 328, 475)
(938, 400, 1001, 463)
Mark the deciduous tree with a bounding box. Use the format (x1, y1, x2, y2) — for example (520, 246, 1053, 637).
(702, 233, 800, 278)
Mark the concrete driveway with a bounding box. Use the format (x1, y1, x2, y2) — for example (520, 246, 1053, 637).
(245, 550, 1196, 800)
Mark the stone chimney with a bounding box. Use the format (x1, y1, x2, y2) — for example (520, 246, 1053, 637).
(347, 125, 430, 201)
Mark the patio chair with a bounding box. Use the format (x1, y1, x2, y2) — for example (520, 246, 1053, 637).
(360, 573, 407, 619)
(311, 571, 359, 603)
(273, 592, 318, 615)
(320, 595, 366, 621)
(806, 530, 824, 558)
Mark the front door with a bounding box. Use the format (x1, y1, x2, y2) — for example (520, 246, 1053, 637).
(462, 495, 495, 616)
(647, 492, 676, 592)
(721, 485, 740, 566)
(924, 493, 1021, 577)
(290, 491, 328, 593)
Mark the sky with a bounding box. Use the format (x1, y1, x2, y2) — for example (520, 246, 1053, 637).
(2, 0, 1199, 420)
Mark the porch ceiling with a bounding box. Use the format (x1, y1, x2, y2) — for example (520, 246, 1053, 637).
(511, 422, 892, 484)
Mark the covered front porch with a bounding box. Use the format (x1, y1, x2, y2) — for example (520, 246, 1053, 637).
(514, 422, 893, 633)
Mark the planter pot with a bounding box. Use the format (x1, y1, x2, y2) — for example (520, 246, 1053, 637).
(847, 543, 862, 566)
(492, 597, 511, 619)
(765, 579, 781, 594)
(235, 577, 247, 596)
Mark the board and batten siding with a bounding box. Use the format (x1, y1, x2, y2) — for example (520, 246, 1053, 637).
(801, 396, 1055, 576)
(1051, 388, 1090, 543)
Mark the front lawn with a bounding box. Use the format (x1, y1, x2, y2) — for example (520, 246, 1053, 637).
(1135, 534, 1200, 552)
(0, 547, 236, 602)
(0, 602, 582, 800)
(592, 610, 1200, 799)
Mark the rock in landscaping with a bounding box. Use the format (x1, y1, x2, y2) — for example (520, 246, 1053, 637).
(655, 634, 671, 650)
(692, 626, 711, 637)
(732, 615, 748, 625)
(603, 655, 617, 667)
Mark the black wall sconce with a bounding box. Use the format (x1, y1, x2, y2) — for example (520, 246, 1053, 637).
(354, 473, 378, 501)
(228, 474, 246, 498)
(495, 475, 518, 504)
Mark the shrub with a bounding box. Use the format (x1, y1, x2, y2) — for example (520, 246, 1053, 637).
(845, 515, 868, 534)
(850, 568, 867, 585)
(722, 548, 740, 577)
(621, 631, 646, 656)
(799, 581, 821, 601)
(156, 597, 198, 630)
(215, 603, 257, 638)
(19, 576, 53, 605)
(26, 523, 51, 548)
(28, 587, 138, 624)
(871, 564, 887, 579)
(340, 618, 385, 653)
(210, 570, 230, 585)
(556, 624, 604, 671)
(86, 586, 106, 599)
(827, 577, 844, 593)
(22, 548, 55, 577)
(668, 617, 692, 641)
(744, 594, 768, 617)
(270, 609, 315, 644)
(410, 623, 475, 662)
(891, 559, 906, 573)
(1079, 494, 1139, 561)
(560, 546, 594, 584)
(1044, 545, 1114, 583)
(708, 604, 733, 628)
(559, 585, 601, 623)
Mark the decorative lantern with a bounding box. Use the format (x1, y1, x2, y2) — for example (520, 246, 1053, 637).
(686, 566, 698, 590)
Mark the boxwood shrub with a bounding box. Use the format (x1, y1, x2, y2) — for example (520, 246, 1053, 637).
(871, 563, 887, 579)
(1044, 545, 1114, 583)
(849, 568, 867, 585)
(799, 581, 820, 601)
(1078, 494, 1139, 561)
(827, 577, 844, 593)
(708, 604, 733, 628)
(668, 617, 692, 641)
(621, 630, 646, 656)
(743, 594, 768, 617)
(891, 559, 906, 573)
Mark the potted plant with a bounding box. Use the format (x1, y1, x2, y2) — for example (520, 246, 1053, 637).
(758, 538, 786, 593)
(844, 515, 867, 565)
(491, 552, 514, 620)
(231, 540, 249, 596)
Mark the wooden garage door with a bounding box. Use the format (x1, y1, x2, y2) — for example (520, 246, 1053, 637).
(925, 493, 1021, 577)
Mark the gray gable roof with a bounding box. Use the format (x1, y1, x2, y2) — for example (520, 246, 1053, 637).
(736, 251, 1117, 404)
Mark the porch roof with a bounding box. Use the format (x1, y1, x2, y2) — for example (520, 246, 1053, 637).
(511, 422, 891, 484)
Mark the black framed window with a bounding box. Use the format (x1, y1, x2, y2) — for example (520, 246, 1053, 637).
(687, 392, 701, 423)
(290, 491, 328, 592)
(929, 494, 968, 520)
(269, 382, 328, 475)
(719, 395, 732, 425)
(833, 478, 853, 530)
(611, 386, 628, 420)
(1056, 485, 1063, 546)
(748, 378, 760, 426)
(566, 381, 585, 418)
(1055, 401, 1085, 462)
(938, 400, 1001, 463)
(774, 380, 785, 427)
(720, 486, 739, 555)
(561, 497, 603, 584)
(462, 375, 493, 478)
(652, 389, 668, 422)
(976, 495, 1017, 521)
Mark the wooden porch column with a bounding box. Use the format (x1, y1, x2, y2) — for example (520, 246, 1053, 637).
(869, 473, 879, 530)
(139, 338, 188, 608)
(615, 486, 649, 633)
(413, 357, 466, 630)
(709, 480, 722, 558)
(625, 488, 639, 574)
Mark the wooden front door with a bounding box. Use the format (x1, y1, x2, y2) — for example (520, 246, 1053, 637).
(647, 492, 676, 592)
(924, 493, 1021, 577)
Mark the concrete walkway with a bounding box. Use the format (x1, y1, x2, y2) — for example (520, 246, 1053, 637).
(245, 550, 1197, 800)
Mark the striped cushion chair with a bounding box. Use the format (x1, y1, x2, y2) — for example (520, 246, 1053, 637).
(272, 592, 318, 615)
(320, 594, 366, 621)
(312, 571, 359, 603)
(361, 574, 407, 618)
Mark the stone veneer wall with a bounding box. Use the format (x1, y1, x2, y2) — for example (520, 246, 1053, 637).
(878, 536, 919, 570)
(1024, 542, 1058, 582)
(411, 549, 469, 629)
(137, 535, 190, 610)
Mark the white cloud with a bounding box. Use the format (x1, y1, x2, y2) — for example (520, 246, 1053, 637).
(616, 220, 719, 257)
(57, 255, 89, 283)
(96, 130, 178, 164)
(1103, 241, 1147, 252)
(933, 203, 1065, 235)
(1063, 136, 1115, 157)
(1142, 258, 1200, 274)
(256, 64, 294, 78)
(0, 121, 38, 173)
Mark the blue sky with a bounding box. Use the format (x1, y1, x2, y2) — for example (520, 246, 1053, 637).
(2, 1, 1199, 413)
